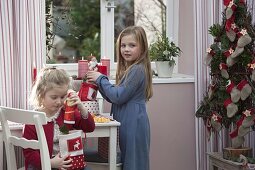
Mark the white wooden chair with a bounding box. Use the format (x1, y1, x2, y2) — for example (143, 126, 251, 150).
(0, 106, 51, 170)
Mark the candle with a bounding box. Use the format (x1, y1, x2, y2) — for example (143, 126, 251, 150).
(100, 58, 110, 77)
(78, 59, 88, 79)
(98, 65, 107, 76)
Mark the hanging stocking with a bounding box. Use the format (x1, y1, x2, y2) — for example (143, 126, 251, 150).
(226, 80, 240, 103)
(241, 109, 255, 128)
(237, 29, 252, 48)
(248, 60, 255, 81)
(208, 83, 216, 99)
(210, 112, 222, 132)
(237, 80, 252, 100)
(219, 63, 229, 79)
(230, 47, 244, 59)
(224, 98, 238, 118)
(226, 1, 237, 19)
(204, 48, 216, 65)
(224, 48, 236, 66)
(226, 23, 239, 42)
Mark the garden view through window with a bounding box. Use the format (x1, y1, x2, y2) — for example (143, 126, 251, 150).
(46, 0, 166, 64)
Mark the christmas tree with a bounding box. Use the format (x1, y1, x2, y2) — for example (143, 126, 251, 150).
(196, 0, 255, 149)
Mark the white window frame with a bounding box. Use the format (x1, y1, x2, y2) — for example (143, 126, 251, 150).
(46, 0, 179, 77)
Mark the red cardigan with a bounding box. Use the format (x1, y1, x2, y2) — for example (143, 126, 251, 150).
(22, 108, 95, 170)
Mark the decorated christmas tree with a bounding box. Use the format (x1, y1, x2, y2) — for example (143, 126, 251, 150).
(196, 0, 255, 151)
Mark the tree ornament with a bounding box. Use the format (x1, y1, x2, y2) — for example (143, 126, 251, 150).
(237, 80, 252, 101)
(237, 29, 252, 48)
(204, 48, 216, 65)
(241, 109, 255, 128)
(210, 112, 222, 132)
(226, 23, 239, 42)
(226, 1, 237, 19)
(226, 80, 240, 103)
(219, 63, 229, 79)
(224, 98, 238, 118)
(208, 83, 216, 99)
(248, 60, 255, 81)
(230, 46, 244, 59)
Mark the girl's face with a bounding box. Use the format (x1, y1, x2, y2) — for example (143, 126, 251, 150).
(120, 34, 140, 64)
(41, 84, 69, 116)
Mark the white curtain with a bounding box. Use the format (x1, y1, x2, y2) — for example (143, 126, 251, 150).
(0, 0, 46, 109)
(194, 1, 255, 170)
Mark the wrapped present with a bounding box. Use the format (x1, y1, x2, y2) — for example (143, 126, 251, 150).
(58, 130, 86, 170)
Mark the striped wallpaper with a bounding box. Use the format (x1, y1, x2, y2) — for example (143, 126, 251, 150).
(0, 0, 46, 109)
(194, 1, 255, 170)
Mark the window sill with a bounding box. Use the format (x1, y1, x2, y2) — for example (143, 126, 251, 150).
(46, 63, 194, 84)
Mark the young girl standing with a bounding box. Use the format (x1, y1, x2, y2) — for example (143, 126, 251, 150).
(23, 67, 95, 170)
(86, 26, 153, 170)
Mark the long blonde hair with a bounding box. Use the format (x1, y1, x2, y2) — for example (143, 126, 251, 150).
(115, 26, 153, 101)
(29, 67, 70, 108)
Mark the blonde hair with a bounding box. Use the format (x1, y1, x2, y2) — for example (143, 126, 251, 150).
(29, 67, 70, 108)
(115, 26, 153, 101)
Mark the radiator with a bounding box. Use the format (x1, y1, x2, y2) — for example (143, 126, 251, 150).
(3, 145, 24, 170)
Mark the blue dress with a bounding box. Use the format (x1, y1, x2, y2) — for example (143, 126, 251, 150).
(95, 64, 150, 170)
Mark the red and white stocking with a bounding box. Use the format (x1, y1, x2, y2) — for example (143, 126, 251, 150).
(237, 80, 252, 100)
(224, 48, 236, 67)
(226, 80, 240, 103)
(230, 46, 244, 59)
(204, 48, 215, 65)
(226, 23, 239, 42)
(237, 29, 252, 48)
(248, 60, 255, 81)
(224, 98, 238, 118)
(241, 109, 255, 128)
(58, 130, 86, 170)
(226, 1, 237, 19)
(219, 63, 229, 79)
(210, 112, 222, 132)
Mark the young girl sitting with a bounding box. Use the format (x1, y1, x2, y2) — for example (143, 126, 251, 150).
(23, 67, 95, 170)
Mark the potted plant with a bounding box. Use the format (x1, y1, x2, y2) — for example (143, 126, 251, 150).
(149, 35, 181, 77)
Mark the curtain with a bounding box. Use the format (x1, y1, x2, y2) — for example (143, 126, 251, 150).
(0, 0, 46, 109)
(194, 1, 255, 170)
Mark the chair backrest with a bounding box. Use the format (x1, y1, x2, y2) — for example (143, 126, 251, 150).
(0, 106, 51, 170)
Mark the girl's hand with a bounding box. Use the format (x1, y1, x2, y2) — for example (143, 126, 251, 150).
(86, 71, 102, 83)
(51, 153, 72, 169)
(67, 90, 81, 106)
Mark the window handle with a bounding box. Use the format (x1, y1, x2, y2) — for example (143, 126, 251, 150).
(105, 2, 116, 12)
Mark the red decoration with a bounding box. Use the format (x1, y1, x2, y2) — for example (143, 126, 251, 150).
(78, 82, 98, 101)
(98, 65, 107, 76)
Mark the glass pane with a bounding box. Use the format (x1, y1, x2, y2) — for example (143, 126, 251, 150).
(114, 0, 166, 62)
(46, 0, 100, 64)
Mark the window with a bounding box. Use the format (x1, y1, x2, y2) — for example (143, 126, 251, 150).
(46, 0, 179, 77)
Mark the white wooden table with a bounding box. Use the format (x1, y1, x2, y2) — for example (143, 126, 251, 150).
(0, 120, 120, 170)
